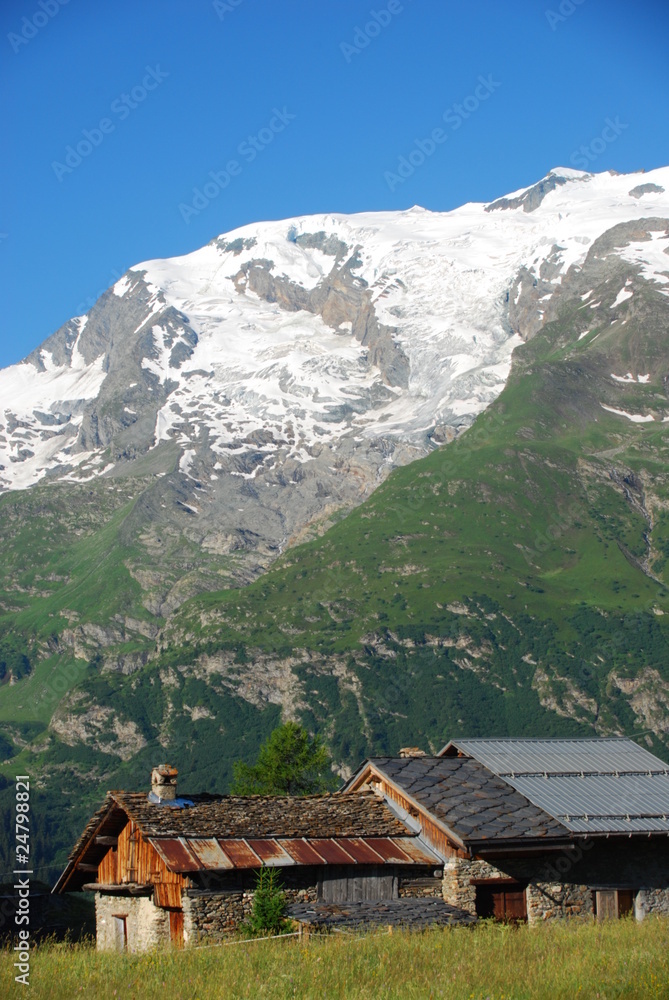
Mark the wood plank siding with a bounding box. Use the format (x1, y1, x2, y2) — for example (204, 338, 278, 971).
(318, 866, 397, 903)
(97, 820, 186, 907)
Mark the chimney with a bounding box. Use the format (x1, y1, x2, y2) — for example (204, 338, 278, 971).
(398, 747, 427, 758)
(150, 764, 178, 802)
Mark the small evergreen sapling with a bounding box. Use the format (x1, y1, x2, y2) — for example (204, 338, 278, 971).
(246, 867, 288, 936)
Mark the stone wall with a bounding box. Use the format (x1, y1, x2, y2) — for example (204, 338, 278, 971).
(182, 869, 321, 943)
(398, 872, 443, 899)
(182, 865, 443, 942)
(95, 892, 169, 952)
(637, 888, 669, 919)
(183, 890, 253, 942)
(441, 839, 669, 924)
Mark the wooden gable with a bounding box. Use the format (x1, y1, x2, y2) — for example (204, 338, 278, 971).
(96, 818, 185, 908)
(346, 764, 468, 860)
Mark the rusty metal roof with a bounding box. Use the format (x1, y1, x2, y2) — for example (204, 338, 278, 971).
(151, 837, 214, 872)
(146, 836, 440, 871)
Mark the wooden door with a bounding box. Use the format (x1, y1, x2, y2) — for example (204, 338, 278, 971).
(319, 866, 397, 903)
(169, 909, 184, 948)
(113, 915, 127, 951)
(476, 885, 527, 923)
(595, 889, 635, 921)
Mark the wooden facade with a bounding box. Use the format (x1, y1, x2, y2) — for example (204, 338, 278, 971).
(97, 820, 186, 910)
(319, 865, 396, 903)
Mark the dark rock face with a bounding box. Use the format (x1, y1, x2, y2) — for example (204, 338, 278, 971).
(508, 218, 669, 345)
(629, 183, 665, 199)
(485, 172, 575, 214)
(233, 243, 410, 389)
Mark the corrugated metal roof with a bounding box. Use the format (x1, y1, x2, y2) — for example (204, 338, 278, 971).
(147, 836, 439, 872)
(362, 838, 413, 863)
(150, 837, 203, 872)
(443, 738, 669, 835)
(335, 838, 385, 864)
(186, 837, 234, 870)
(218, 839, 262, 868)
(301, 839, 357, 864)
(247, 839, 295, 866)
(282, 839, 328, 866)
(441, 737, 669, 775)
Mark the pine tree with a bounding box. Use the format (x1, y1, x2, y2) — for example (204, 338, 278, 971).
(231, 721, 334, 795)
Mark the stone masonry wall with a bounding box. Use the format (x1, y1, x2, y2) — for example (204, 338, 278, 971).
(441, 839, 669, 924)
(398, 872, 443, 899)
(183, 866, 443, 941)
(183, 872, 320, 943)
(442, 855, 594, 924)
(95, 893, 169, 952)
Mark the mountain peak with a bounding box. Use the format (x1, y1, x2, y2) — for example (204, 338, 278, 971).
(1, 166, 667, 519)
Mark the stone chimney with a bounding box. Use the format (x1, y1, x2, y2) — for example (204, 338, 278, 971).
(150, 764, 178, 802)
(398, 747, 427, 758)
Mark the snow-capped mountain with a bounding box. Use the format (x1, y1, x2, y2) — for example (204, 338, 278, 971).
(1, 166, 668, 592)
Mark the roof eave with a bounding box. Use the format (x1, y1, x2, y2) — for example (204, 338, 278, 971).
(469, 837, 577, 857)
(346, 760, 469, 854)
(52, 794, 127, 894)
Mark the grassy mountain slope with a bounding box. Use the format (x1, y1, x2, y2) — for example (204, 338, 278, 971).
(156, 265, 669, 765)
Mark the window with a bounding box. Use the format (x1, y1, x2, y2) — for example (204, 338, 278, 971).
(112, 915, 127, 951)
(594, 889, 635, 921)
(474, 880, 527, 923)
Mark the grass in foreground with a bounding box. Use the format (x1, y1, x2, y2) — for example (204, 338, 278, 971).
(3, 918, 668, 999)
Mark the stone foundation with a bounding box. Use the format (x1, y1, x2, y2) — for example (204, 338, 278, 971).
(95, 893, 169, 952)
(441, 839, 669, 924)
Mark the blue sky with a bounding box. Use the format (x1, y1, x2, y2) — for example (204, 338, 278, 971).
(1, 0, 668, 369)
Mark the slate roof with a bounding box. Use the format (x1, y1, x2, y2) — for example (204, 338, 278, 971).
(287, 898, 476, 929)
(110, 790, 407, 838)
(441, 738, 669, 835)
(364, 757, 571, 846)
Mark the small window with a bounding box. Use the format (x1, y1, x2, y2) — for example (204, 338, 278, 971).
(594, 889, 636, 921)
(112, 915, 127, 951)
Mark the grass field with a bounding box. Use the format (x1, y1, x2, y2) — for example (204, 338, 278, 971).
(3, 919, 668, 999)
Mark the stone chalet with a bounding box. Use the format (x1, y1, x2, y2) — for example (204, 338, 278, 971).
(54, 737, 669, 949)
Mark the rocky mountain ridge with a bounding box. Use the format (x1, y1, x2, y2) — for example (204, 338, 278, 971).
(1, 167, 667, 609)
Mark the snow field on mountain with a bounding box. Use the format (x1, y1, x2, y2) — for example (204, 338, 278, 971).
(1, 166, 668, 493)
